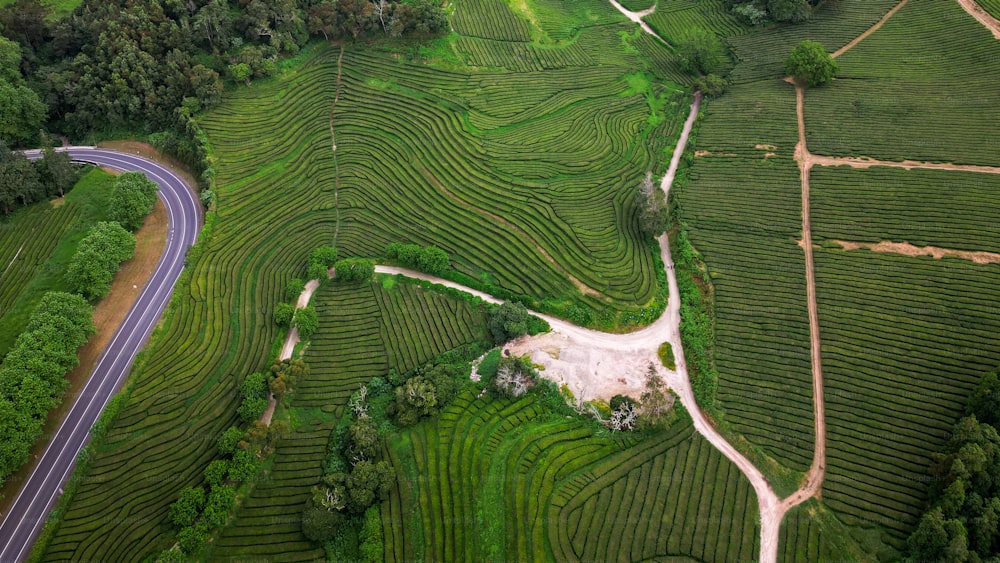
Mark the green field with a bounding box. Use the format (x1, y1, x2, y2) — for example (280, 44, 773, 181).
(38, 0, 696, 555)
(0, 168, 114, 356)
(805, 0, 1000, 166)
(981, 0, 1000, 18)
(811, 166, 1000, 253)
(813, 249, 1000, 546)
(676, 80, 814, 477)
(726, 0, 901, 83)
(385, 390, 760, 562)
(643, 0, 748, 44)
(205, 278, 489, 560)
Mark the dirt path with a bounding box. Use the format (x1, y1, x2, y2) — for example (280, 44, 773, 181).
(608, 0, 671, 45)
(1, 243, 24, 278)
(957, 0, 1000, 39)
(835, 240, 1000, 264)
(771, 82, 828, 554)
(811, 154, 1000, 174)
(831, 0, 910, 58)
(421, 167, 601, 297)
(260, 279, 320, 425)
(330, 45, 344, 244)
(379, 94, 784, 562)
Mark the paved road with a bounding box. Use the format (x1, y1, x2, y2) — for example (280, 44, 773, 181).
(0, 148, 201, 562)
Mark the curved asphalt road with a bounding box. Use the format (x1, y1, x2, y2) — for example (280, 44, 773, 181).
(0, 148, 201, 562)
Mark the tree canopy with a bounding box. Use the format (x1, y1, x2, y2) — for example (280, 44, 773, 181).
(785, 40, 838, 86)
(66, 221, 136, 301)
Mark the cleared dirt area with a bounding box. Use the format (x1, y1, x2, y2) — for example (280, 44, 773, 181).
(836, 239, 1000, 263)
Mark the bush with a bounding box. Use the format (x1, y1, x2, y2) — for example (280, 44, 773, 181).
(168, 486, 205, 527)
(286, 278, 306, 301)
(334, 258, 375, 283)
(203, 459, 230, 487)
(0, 292, 94, 482)
(273, 302, 295, 327)
(217, 426, 243, 456)
(488, 302, 529, 344)
(302, 498, 345, 542)
(66, 221, 137, 301)
(293, 306, 319, 339)
(108, 172, 158, 232)
(695, 74, 728, 98)
(359, 505, 384, 563)
(385, 242, 450, 275)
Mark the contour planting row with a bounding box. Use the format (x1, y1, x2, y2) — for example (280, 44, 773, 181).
(0, 199, 78, 322)
(335, 50, 665, 305)
(455, 36, 593, 72)
(643, 0, 748, 44)
(43, 194, 340, 558)
(210, 280, 489, 560)
(552, 422, 761, 563)
(804, 0, 1000, 166)
(678, 151, 814, 473)
(451, 0, 534, 42)
(814, 249, 1000, 542)
(810, 166, 1000, 254)
(726, 0, 901, 83)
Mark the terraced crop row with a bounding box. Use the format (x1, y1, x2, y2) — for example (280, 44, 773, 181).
(0, 201, 78, 328)
(451, 0, 534, 42)
(805, 0, 1000, 166)
(332, 49, 676, 308)
(208, 280, 489, 560)
(455, 36, 594, 72)
(643, 0, 748, 44)
(677, 80, 814, 475)
(980, 0, 1000, 18)
(41, 5, 684, 555)
(41, 51, 342, 560)
(384, 391, 759, 562)
(726, 0, 902, 83)
(810, 166, 1000, 254)
(814, 249, 1000, 542)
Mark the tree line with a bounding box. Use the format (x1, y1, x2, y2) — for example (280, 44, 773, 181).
(907, 370, 1000, 561)
(0, 170, 159, 485)
(0, 0, 447, 147)
(0, 143, 78, 215)
(0, 292, 94, 482)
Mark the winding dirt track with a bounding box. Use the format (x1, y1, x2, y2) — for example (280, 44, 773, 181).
(608, 0, 671, 45)
(957, 0, 1000, 39)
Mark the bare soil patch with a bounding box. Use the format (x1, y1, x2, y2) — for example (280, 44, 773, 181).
(835, 239, 1000, 264)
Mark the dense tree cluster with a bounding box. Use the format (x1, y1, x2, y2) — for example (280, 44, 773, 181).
(0, 0, 446, 142)
(0, 292, 94, 483)
(0, 143, 78, 215)
(66, 221, 136, 301)
(385, 242, 450, 275)
(908, 371, 1000, 562)
(722, 0, 814, 24)
(308, 245, 338, 281)
(108, 172, 159, 232)
(487, 301, 530, 344)
(162, 358, 300, 558)
(333, 258, 375, 283)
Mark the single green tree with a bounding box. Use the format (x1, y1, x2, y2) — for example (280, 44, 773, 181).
(293, 306, 319, 339)
(677, 28, 725, 75)
(488, 301, 529, 344)
(785, 40, 838, 86)
(273, 302, 295, 327)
